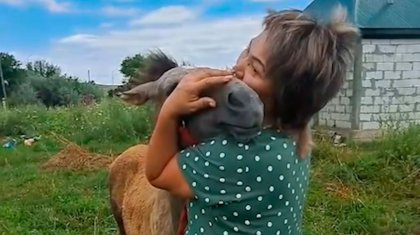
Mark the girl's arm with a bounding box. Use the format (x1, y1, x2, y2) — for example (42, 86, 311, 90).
(144, 68, 233, 198)
(145, 112, 193, 198)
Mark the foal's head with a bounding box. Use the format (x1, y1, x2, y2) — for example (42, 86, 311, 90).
(119, 51, 264, 143)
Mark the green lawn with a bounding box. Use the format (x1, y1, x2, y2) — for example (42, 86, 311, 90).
(303, 138, 420, 235)
(0, 139, 140, 235)
(0, 101, 419, 234)
(1, 135, 418, 235)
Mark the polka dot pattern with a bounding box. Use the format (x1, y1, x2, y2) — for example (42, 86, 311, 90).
(177, 129, 311, 235)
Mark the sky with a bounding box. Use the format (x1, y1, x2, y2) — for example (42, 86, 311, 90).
(0, 0, 313, 85)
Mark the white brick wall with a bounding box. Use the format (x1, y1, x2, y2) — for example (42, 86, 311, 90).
(318, 39, 420, 130)
(317, 70, 353, 129)
(359, 39, 420, 130)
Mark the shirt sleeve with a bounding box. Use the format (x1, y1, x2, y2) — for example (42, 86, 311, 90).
(177, 137, 248, 206)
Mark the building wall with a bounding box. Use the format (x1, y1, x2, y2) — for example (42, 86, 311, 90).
(316, 38, 420, 131)
(360, 39, 420, 130)
(317, 70, 353, 129)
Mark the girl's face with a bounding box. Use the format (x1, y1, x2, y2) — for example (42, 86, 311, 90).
(234, 31, 274, 118)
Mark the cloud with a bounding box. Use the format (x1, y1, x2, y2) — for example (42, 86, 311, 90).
(58, 34, 98, 44)
(129, 5, 199, 26)
(101, 5, 141, 17)
(0, 0, 72, 13)
(100, 22, 114, 29)
(0, 0, 20, 6)
(40, 0, 71, 13)
(12, 4, 266, 85)
(46, 12, 264, 85)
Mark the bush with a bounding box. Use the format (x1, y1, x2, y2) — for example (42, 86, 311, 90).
(0, 98, 153, 144)
(7, 82, 43, 107)
(376, 124, 420, 163)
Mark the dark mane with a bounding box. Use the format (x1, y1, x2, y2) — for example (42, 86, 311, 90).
(137, 49, 179, 83)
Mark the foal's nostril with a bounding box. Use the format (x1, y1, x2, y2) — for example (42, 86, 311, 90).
(227, 92, 244, 107)
(227, 90, 249, 109)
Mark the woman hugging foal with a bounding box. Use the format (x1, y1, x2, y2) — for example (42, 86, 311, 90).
(145, 6, 360, 235)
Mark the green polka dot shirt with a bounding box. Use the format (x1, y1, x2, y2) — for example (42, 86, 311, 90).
(177, 129, 311, 235)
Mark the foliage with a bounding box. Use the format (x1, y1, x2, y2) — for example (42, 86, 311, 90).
(0, 98, 153, 144)
(119, 53, 146, 80)
(0, 113, 419, 234)
(0, 52, 26, 98)
(1, 101, 419, 234)
(376, 124, 420, 162)
(303, 128, 420, 234)
(7, 82, 42, 107)
(1, 48, 417, 234)
(0, 147, 118, 235)
(26, 60, 61, 78)
(109, 50, 189, 97)
(0, 52, 104, 108)
(28, 72, 103, 108)
(108, 53, 148, 97)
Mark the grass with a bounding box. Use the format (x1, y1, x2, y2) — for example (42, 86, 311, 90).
(0, 97, 154, 145)
(0, 145, 115, 235)
(1, 100, 419, 234)
(304, 126, 420, 235)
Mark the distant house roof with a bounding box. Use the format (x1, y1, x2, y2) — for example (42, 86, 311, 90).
(304, 0, 420, 38)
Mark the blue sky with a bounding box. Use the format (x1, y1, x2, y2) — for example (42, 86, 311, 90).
(0, 0, 313, 84)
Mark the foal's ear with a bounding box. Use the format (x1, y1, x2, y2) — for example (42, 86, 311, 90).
(119, 82, 158, 106)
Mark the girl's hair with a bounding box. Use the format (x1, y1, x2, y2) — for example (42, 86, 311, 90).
(263, 6, 360, 158)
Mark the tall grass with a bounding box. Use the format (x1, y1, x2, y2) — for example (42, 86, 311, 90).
(0, 98, 154, 145)
(304, 125, 420, 234)
(0, 101, 419, 234)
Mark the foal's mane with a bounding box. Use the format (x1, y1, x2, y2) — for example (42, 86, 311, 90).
(135, 50, 191, 84)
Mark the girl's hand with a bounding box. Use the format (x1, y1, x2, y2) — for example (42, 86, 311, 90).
(160, 68, 234, 119)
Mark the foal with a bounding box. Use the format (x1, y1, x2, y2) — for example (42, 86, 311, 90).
(108, 50, 265, 235)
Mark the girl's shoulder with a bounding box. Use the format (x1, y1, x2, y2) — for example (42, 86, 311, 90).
(212, 128, 297, 151)
(181, 128, 304, 164)
(197, 128, 293, 145)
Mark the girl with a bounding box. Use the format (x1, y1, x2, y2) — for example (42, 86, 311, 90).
(145, 7, 359, 235)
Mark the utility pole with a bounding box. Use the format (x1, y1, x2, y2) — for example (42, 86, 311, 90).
(87, 69, 91, 82)
(111, 70, 115, 85)
(0, 55, 7, 111)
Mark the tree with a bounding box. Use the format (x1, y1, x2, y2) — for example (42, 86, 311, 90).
(57, 86, 80, 106)
(111, 51, 179, 97)
(120, 53, 146, 79)
(0, 52, 26, 98)
(30, 75, 61, 108)
(8, 82, 42, 106)
(26, 60, 61, 78)
(0, 52, 106, 107)
(107, 53, 148, 97)
(30, 75, 101, 108)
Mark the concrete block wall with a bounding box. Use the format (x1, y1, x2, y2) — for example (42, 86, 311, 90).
(317, 70, 353, 129)
(360, 39, 420, 130)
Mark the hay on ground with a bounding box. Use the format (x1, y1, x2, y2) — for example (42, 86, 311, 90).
(41, 142, 115, 171)
(324, 181, 357, 201)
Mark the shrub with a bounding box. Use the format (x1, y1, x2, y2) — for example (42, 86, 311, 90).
(376, 124, 420, 163)
(0, 98, 153, 144)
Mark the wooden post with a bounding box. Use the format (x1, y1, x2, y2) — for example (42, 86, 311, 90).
(312, 112, 319, 128)
(0, 56, 7, 111)
(351, 39, 363, 130)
